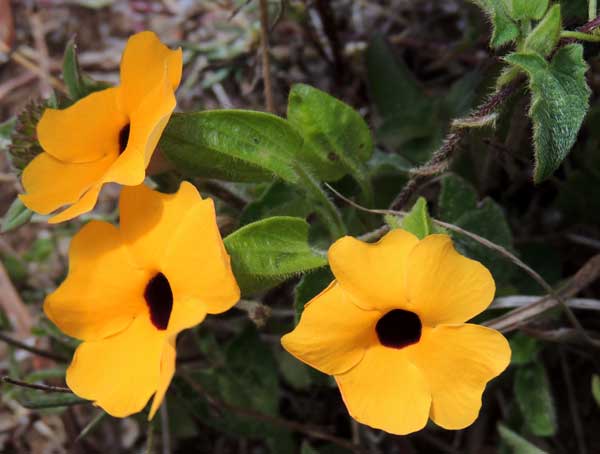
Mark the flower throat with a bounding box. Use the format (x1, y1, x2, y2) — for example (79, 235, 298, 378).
(376, 309, 422, 349)
(144, 272, 173, 330)
(119, 123, 130, 154)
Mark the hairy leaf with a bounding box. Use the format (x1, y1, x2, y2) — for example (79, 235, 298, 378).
(505, 45, 590, 182)
(224, 217, 327, 295)
(287, 84, 373, 185)
(161, 111, 304, 183)
(508, 0, 549, 20)
(469, 0, 520, 47)
(524, 5, 562, 57)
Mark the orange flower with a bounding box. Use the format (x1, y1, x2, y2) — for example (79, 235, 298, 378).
(44, 182, 240, 418)
(20, 31, 182, 223)
(282, 230, 511, 435)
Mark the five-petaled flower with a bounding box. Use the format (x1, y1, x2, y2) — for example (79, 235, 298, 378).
(19, 31, 182, 223)
(44, 182, 240, 418)
(282, 230, 511, 435)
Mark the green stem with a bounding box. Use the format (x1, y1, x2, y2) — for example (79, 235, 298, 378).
(590, 0, 597, 21)
(295, 166, 346, 239)
(561, 30, 600, 42)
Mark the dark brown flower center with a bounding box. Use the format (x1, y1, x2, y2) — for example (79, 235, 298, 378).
(375, 309, 422, 349)
(144, 272, 173, 330)
(118, 123, 130, 154)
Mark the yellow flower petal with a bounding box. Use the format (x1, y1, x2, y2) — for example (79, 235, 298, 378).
(281, 282, 379, 375)
(149, 335, 177, 420)
(37, 87, 126, 163)
(406, 234, 495, 325)
(47, 184, 102, 224)
(161, 197, 240, 315)
(328, 229, 419, 311)
(19, 152, 114, 218)
(120, 31, 182, 114)
(335, 344, 431, 435)
(166, 297, 207, 335)
(105, 68, 176, 186)
(66, 315, 166, 418)
(406, 324, 511, 430)
(44, 221, 148, 341)
(119, 182, 203, 270)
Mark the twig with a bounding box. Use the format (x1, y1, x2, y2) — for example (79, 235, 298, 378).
(145, 420, 155, 454)
(559, 349, 587, 454)
(180, 373, 366, 453)
(28, 11, 52, 97)
(492, 296, 600, 311)
(0, 331, 69, 363)
(313, 0, 344, 82)
(0, 261, 33, 339)
(259, 0, 275, 113)
(486, 254, 600, 334)
(389, 79, 522, 211)
(2, 376, 72, 393)
(160, 402, 171, 454)
(0, 40, 66, 93)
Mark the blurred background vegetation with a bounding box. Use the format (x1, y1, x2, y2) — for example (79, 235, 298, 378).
(1, 0, 600, 453)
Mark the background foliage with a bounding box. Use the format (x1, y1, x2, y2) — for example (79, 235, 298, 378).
(1, 0, 600, 453)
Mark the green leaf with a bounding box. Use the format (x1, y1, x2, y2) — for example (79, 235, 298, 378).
(224, 217, 327, 295)
(505, 44, 590, 182)
(287, 84, 373, 184)
(62, 40, 110, 101)
(453, 198, 514, 285)
(498, 424, 548, 454)
(240, 181, 313, 226)
(301, 442, 320, 454)
(15, 390, 89, 410)
(508, 0, 549, 20)
(524, 5, 562, 57)
(509, 332, 541, 365)
(0, 117, 15, 149)
(592, 375, 600, 408)
(278, 350, 313, 390)
(438, 174, 478, 222)
(2, 198, 33, 233)
(514, 363, 557, 436)
(161, 111, 303, 183)
(225, 325, 279, 415)
(401, 197, 433, 239)
(366, 36, 442, 163)
(294, 267, 334, 323)
(173, 324, 283, 439)
(469, 0, 520, 47)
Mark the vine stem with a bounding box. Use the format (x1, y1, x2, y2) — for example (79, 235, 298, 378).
(0, 331, 68, 363)
(590, 0, 597, 22)
(2, 376, 72, 393)
(561, 30, 600, 42)
(388, 79, 522, 211)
